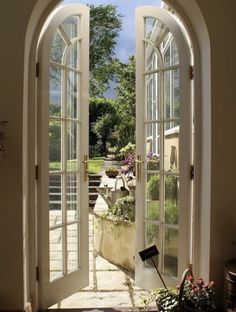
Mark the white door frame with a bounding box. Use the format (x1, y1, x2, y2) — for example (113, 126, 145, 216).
(135, 6, 192, 289)
(23, 0, 211, 310)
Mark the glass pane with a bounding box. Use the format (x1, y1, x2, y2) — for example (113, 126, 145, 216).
(145, 42, 159, 71)
(164, 228, 178, 277)
(164, 122, 179, 172)
(165, 175, 179, 225)
(164, 69, 180, 119)
(145, 17, 166, 45)
(145, 223, 159, 268)
(171, 39, 179, 65)
(49, 175, 62, 227)
(49, 67, 62, 117)
(67, 41, 80, 69)
(161, 35, 179, 67)
(145, 73, 159, 121)
(146, 174, 160, 219)
(146, 123, 160, 170)
(67, 173, 78, 222)
(49, 120, 62, 171)
(67, 121, 78, 170)
(50, 228, 63, 281)
(147, 173, 160, 200)
(67, 223, 79, 272)
(62, 15, 79, 40)
(67, 71, 79, 119)
(50, 30, 66, 63)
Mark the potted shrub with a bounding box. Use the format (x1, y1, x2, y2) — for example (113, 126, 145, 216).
(138, 272, 216, 312)
(182, 276, 216, 311)
(105, 166, 119, 178)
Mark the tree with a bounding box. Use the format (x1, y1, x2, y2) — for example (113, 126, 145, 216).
(113, 56, 136, 148)
(89, 5, 122, 97)
(93, 113, 117, 156)
(89, 97, 117, 148)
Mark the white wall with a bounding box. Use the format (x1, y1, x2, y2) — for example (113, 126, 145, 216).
(196, 0, 236, 295)
(0, 0, 235, 310)
(0, 1, 37, 310)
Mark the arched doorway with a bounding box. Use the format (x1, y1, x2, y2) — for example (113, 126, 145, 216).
(23, 0, 211, 308)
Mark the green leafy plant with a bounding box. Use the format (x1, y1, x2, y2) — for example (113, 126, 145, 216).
(147, 175, 178, 201)
(106, 195, 135, 223)
(139, 288, 178, 312)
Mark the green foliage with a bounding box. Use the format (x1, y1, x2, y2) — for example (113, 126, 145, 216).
(147, 175, 178, 201)
(148, 175, 160, 200)
(49, 120, 61, 162)
(88, 158, 104, 174)
(113, 56, 136, 148)
(89, 5, 122, 96)
(120, 142, 136, 156)
(139, 288, 178, 312)
(93, 112, 117, 156)
(89, 97, 117, 148)
(106, 195, 135, 223)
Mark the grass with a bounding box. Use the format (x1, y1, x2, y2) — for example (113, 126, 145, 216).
(49, 157, 104, 174)
(88, 157, 104, 174)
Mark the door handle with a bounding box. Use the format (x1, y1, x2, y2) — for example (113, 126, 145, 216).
(135, 155, 144, 182)
(82, 155, 88, 182)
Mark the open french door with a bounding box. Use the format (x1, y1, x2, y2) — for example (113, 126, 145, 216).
(135, 6, 192, 289)
(37, 3, 89, 309)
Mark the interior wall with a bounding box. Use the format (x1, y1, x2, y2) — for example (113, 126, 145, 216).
(0, 0, 235, 310)
(0, 1, 37, 310)
(195, 0, 236, 297)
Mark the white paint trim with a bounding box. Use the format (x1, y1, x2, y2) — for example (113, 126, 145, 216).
(164, 0, 211, 279)
(23, 0, 211, 310)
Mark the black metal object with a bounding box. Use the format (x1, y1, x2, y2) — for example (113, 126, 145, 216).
(225, 259, 236, 310)
(139, 245, 167, 289)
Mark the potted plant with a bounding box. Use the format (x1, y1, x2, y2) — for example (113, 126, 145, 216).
(105, 166, 119, 178)
(139, 287, 178, 311)
(138, 274, 216, 312)
(182, 276, 216, 311)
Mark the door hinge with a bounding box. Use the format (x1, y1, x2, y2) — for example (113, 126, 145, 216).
(190, 65, 194, 80)
(190, 165, 194, 180)
(36, 62, 39, 77)
(35, 165, 39, 180)
(36, 266, 39, 281)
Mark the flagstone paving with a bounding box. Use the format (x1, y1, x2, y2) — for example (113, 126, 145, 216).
(50, 212, 155, 311)
(49, 169, 156, 311)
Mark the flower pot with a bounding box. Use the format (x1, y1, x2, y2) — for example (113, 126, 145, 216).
(105, 171, 119, 178)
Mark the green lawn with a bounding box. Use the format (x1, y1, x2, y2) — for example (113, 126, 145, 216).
(49, 157, 104, 174)
(88, 157, 104, 174)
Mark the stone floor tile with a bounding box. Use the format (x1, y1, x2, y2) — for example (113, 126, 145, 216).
(82, 271, 94, 291)
(96, 271, 128, 291)
(56, 291, 132, 309)
(95, 255, 119, 271)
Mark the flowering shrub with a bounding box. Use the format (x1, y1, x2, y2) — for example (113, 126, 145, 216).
(121, 153, 136, 175)
(183, 276, 216, 310)
(139, 276, 216, 311)
(147, 151, 160, 170)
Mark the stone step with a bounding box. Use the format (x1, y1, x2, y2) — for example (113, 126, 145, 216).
(89, 174, 102, 181)
(89, 186, 97, 193)
(89, 180, 101, 187)
(89, 200, 96, 208)
(89, 193, 98, 201)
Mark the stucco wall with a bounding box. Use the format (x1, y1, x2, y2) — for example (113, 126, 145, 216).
(196, 0, 236, 296)
(0, 1, 37, 310)
(0, 0, 235, 310)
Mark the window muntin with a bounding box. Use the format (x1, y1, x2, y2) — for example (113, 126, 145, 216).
(143, 17, 180, 278)
(49, 15, 81, 282)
